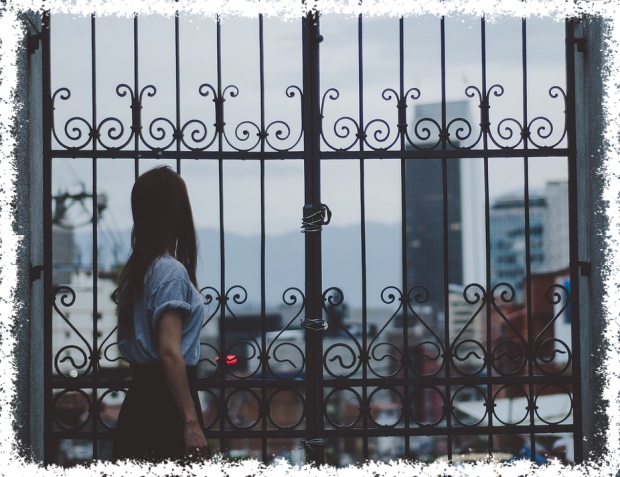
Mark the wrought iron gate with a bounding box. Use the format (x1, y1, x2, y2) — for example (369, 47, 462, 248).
(42, 9, 583, 466)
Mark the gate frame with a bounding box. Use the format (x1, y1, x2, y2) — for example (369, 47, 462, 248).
(37, 10, 588, 466)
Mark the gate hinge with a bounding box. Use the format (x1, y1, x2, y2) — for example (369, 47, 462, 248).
(30, 264, 44, 282)
(574, 37, 586, 53)
(301, 203, 332, 233)
(577, 260, 591, 277)
(27, 32, 42, 55)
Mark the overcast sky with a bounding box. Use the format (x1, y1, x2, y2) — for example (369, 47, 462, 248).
(49, 12, 569, 238)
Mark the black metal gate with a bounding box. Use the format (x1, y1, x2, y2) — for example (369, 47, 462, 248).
(42, 9, 583, 466)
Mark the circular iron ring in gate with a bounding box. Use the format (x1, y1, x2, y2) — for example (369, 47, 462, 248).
(96, 389, 127, 430)
(451, 386, 488, 427)
(408, 386, 446, 427)
(534, 338, 572, 375)
(367, 387, 404, 428)
(324, 388, 362, 429)
(368, 341, 403, 378)
(534, 384, 573, 426)
(451, 339, 487, 376)
(323, 342, 362, 379)
(225, 388, 261, 430)
(266, 388, 305, 430)
(198, 390, 220, 430)
(408, 340, 445, 377)
(491, 385, 530, 426)
(267, 341, 306, 380)
(53, 389, 92, 431)
(491, 339, 527, 376)
(225, 340, 260, 379)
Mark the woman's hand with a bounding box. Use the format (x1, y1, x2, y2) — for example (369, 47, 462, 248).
(183, 421, 210, 459)
(158, 310, 210, 460)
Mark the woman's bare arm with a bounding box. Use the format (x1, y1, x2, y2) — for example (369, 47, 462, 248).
(158, 310, 209, 457)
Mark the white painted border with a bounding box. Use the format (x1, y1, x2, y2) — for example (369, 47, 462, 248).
(1, 0, 617, 475)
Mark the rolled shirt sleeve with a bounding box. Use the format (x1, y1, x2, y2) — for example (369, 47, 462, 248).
(118, 254, 205, 365)
(150, 278, 192, 331)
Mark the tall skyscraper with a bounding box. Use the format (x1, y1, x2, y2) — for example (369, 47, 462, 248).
(543, 181, 570, 273)
(52, 224, 78, 286)
(405, 101, 484, 315)
(489, 192, 547, 298)
(488, 180, 569, 300)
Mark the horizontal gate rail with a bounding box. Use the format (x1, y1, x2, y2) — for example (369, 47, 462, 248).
(53, 425, 576, 440)
(50, 375, 575, 390)
(48, 148, 570, 160)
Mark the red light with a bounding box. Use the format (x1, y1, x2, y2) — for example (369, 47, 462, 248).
(216, 354, 238, 365)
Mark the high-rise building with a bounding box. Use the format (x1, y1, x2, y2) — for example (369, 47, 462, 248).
(543, 181, 570, 272)
(488, 180, 569, 301)
(405, 156, 462, 310)
(489, 192, 547, 298)
(405, 101, 484, 315)
(52, 224, 78, 286)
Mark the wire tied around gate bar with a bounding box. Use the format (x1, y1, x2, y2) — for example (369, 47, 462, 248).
(299, 438, 326, 451)
(301, 203, 332, 233)
(300, 317, 328, 332)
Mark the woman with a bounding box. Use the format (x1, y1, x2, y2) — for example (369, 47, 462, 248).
(113, 166, 210, 462)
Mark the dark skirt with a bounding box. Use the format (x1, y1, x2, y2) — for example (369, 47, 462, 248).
(113, 364, 206, 462)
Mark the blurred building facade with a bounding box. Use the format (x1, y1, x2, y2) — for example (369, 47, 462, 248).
(405, 100, 485, 327)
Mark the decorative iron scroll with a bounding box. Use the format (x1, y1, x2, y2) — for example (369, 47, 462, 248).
(266, 287, 306, 380)
(51, 82, 566, 153)
(52, 284, 306, 382)
(52, 286, 93, 379)
(319, 281, 573, 383)
(51, 84, 304, 153)
(534, 284, 572, 375)
(319, 84, 566, 151)
(317, 283, 574, 431)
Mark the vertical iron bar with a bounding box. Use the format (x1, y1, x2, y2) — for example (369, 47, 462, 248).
(480, 15, 495, 455)
(357, 11, 369, 461)
(521, 15, 537, 460)
(42, 9, 53, 465)
(175, 6, 181, 173)
(258, 12, 268, 463)
(215, 14, 228, 457)
(302, 10, 324, 466)
(565, 17, 583, 464)
(90, 12, 99, 460)
(439, 16, 453, 461)
(133, 14, 140, 178)
(398, 15, 410, 459)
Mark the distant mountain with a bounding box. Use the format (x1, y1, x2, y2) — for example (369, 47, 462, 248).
(75, 223, 402, 307)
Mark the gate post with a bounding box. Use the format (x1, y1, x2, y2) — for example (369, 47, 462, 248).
(565, 17, 584, 464)
(570, 15, 608, 463)
(10, 8, 45, 462)
(41, 10, 53, 465)
(301, 9, 325, 466)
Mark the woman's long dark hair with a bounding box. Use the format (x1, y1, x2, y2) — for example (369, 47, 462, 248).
(117, 166, 198, 325)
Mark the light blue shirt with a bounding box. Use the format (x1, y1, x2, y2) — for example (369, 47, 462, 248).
(117, 254, 205, 365)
